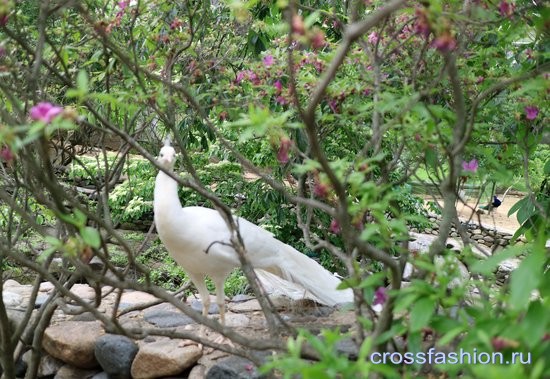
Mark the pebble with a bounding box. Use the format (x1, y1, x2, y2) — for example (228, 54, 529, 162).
(143, 309, 196, 328)
(191, 299, 220, 314)
(95, 334, 138, 378)
(206, 356, 263, 379)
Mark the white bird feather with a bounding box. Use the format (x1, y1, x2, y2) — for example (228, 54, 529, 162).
(153, 144, 353, 323)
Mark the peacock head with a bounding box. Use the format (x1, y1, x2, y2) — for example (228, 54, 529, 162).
(157, 145, 177, 170)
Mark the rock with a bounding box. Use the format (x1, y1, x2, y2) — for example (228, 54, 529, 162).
(483, 236, 494, 243)
(189, 364, 207, 379)
(471, 229, 482, 235)
(472, 234, 483, 241)
(131, 339, 202, 379)
(143, 309, 196, 328)
(120, 291, 159, 305)
(228, 300, 262, 313)
(54, 365, 100, 379)
(35, 294, 50, 309)
(6, 308, 26, 332)
(43, 321, 104, 368)
(91, 372, 110, 379)
(497, 258, 521, 275)
(335, 337, 359, 360)
(225, 313, 251, 328)
(231, 294, 254, 303)
(22, 351, 64, 377)
(69, 284, 97, 300)
(95, 334, 138, 379)
(206, 356, 263, 379)
(191, 299, 220, 314)
(3, 291, 24, 308)
(40, 281, 55, 293)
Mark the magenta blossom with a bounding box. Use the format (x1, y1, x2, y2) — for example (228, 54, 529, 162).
(524, 106, 539, 120)
(277, 137, 292, 164)
(29, 102, 63, 123)
(432, 33, 457, 53)
(462, 159, 479, 173)
(329, 219, 341, 234)
(0, 146, 14, 163)
(368, 31, 379, 45)
(118, 1, 129, 10)
(273, 80, 282, 93)
(373, 287, 388, 306)
(499, 1, 515, 18)
(263, 55, 274, 67)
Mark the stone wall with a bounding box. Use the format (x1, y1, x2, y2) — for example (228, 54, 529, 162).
(410, 214, 524, 251)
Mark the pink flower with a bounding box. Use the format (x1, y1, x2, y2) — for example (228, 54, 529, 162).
(329, 219, 341, 234)
(236, 71, 247, 84)
(432, 33, 457, 53)
(262, 55, 274, 67)
(414, 8, 431, 38)
(462, 159, 478, 173)
(292, 14, 305, 35)
(0, 146, 14, 163)
(368, 31, 379, 45)
(373, 287, 388, 306)
(476, 76, 485, 84)
(524, 106, 539, 120)
(499, 1, 515, 18)
(118, 1, 129, 10)
(273, 80, 282, 93)
(277, 137, 292, 163)
(29, 102, 63, 123)
(275, 96, 288, 105)
(170, 18, 182, 30)
(328, 99, 339, 113)
(311, 30, 326, 49)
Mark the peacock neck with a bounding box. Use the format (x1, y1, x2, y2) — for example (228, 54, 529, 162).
(154, 170, 182, 215)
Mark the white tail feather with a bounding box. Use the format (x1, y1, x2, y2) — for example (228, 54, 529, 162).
(255, 245, 353, 306)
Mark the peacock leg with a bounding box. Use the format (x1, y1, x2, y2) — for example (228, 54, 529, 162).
(213, 278, 226, 325)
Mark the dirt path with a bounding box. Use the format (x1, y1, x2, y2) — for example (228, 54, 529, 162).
(423, 194, 524, 235)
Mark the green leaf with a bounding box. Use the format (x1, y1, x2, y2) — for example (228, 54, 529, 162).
(76, 70, 89, 94)
(510, 249, 545, 310)
(470, 244, 523, 275)
(80, 226, 101, 248)
(410, 297, 436, 332)
(521, 301, 549, 348)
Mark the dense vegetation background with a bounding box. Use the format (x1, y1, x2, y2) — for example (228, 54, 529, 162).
(0, 0, 548, 378)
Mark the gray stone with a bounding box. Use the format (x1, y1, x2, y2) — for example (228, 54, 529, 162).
(483, 236, 494, 243)
(143, 309, 196, 328)
(206, 356, 264, 379)
(95, 334, 138, 379)
(335, 337, 359, 360)
(228, 300, 262, 313)
(35, 294, 50, 309)
(191, 299, 220, 314)
(22, 350, 64, 377)
(91, 372, 110, 379)
(231, 294, 255, 303)
(3, 291, 24, 308)
(54, 365, 100, 379)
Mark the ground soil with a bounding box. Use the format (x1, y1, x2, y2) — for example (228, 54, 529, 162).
(423, 194, 524, 234)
